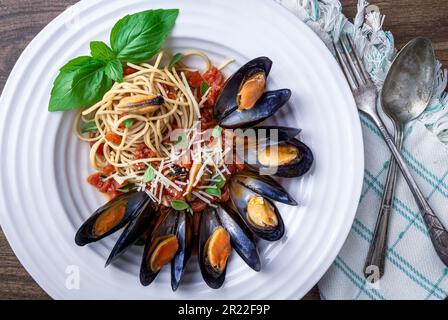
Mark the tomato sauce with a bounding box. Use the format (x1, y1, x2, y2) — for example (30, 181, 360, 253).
(87, 173, 121, 199)
(133, 143, 158, 170)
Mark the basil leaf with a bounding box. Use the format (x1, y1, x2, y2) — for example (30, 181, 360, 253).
(169, 53, 183, 67)
(212, 125, 222, 138)
(216, 175, 226, 189)
(123, 119, 133, 128)
(80, 121, 98, 133)
(171, 200, 190, 211)
(90, 41, 115, 61)
(205, 187, 221, 197)
(110, 9, 179, 63)
(143, 165, 156, 182)
(117, 182, 135, 193)
(49, 56, 112, 112)
(200, 81, 209, 95)
(105, 59, 123, 83)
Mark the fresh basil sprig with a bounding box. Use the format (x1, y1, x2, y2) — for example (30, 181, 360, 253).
(111, 9, 179, 63)
(49, 9, 179, 112)
(90, 41, 115, 61)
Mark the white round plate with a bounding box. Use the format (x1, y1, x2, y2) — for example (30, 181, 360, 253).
(0, 0, 363, 299)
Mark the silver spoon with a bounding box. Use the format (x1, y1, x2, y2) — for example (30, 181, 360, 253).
(364, 37, 436, 279)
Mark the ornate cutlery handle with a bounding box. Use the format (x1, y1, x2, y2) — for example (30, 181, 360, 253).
(364, 125, 403, 278)
(370, 113, 448, 266)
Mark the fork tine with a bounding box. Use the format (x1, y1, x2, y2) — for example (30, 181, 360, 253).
(345, 34, 372, 84)
(333, 42, 357, 91)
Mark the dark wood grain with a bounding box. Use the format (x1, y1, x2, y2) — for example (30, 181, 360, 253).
(0, 0, 447, 300)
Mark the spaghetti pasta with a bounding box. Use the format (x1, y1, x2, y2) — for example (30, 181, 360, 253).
(73, 50, 225, 199)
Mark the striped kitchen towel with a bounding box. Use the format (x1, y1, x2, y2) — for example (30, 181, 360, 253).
(275, 0, 448, 299)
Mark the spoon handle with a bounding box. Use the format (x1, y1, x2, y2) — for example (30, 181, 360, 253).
(370, 113, 448, 266)
(364, 125, 403, 279)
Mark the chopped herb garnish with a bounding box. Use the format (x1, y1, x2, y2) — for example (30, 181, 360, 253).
(169, 53, 183, 67)
(205, 187, 221, 197)
(212, 125, 222, 138)
(81, 121, 98, 133)
(200, 81, 209, 95)
(123, 119, 133, 128)
(117, 182, 135, 193)
(216, 175, 226, 189)
(174, 132, 188, 148)
(143, 165, 156, 182)
(171, 200, 190, 211)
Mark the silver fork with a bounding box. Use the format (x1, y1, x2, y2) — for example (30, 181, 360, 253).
(334, 34, 448, 271)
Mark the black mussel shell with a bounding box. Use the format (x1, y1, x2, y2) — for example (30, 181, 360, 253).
(198, 208, 231, 289)
(171, 211, 194, 291)
(140, 209, 178, 286)
(105, 201, 158, 266)
(214, 57, 272, 118)
(75, 192, 150, 246)
(218, 204, 261, 271)
(229, 180, 285, 241)
(252, 125, 301, 143)
(232, 170, 297, 206)
(219, 89, 291, 129)
(243, 136, 313, 178)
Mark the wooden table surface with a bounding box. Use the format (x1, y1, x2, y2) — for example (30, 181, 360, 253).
(1, 0, 447, 300)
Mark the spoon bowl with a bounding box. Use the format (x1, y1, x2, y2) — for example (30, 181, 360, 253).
(382, 37, 435, 124)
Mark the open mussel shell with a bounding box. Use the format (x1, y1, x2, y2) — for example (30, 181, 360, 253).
(199, 208, 232, 289)
(219, 89, 291, 129)
(218, 204, 261, 271)
(75, 192, 150, 246)
(140, 209, 179, 286)
(231, 170, 297, 206)
(105, 201, 158, 266)
(245, 137, 313, 178)
(171, 211, 194, 291)
(214, 57, 272, 118)
(229, 179, 285, 241)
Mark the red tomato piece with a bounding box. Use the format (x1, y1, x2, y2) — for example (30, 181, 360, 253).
(190, 199, 207, 213)
(105, 132, 122, 145)
(187, 71, 203, 87)
(102, 164, 116, 175)
(123, 66, 138, 76)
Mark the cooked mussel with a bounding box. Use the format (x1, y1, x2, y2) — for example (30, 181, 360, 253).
(214, 57, 272, 118)
(171, 211, 194, 291)
(105, 201, 158, 266)
(217, 204, 261, 271)
(75, 192, 150, 246)
(231, 170, 297, 206)
(140, 209, 179, 286)
(116, 94, 163, 115)
(255, 138, 313, 177)
(219, 89, 291, 129)
(199, 208, 232, 289)
(235, 125, 313, 177)
(229, 178, 284, 241)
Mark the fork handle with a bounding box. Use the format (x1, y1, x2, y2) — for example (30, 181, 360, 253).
(364, 124, 403, 278)
(370, 113, 448, 266)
